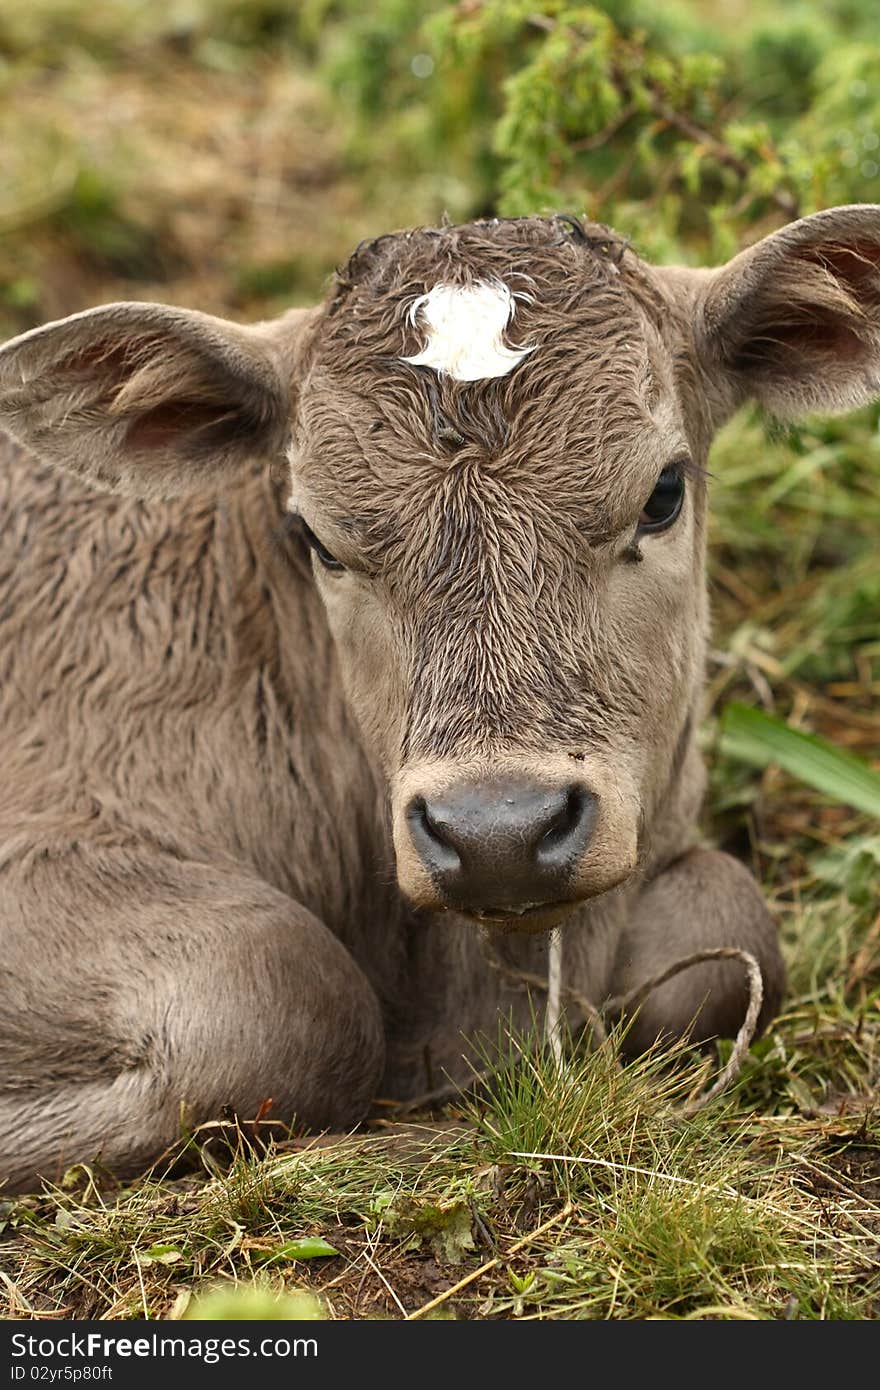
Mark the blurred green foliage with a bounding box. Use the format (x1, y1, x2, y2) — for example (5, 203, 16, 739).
(304, 0, 880, 262)
(3, 0, 880, 302)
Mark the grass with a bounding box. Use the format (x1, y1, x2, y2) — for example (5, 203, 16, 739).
(0, 0, 878, 1323)
(1, 1012, 877, 1320)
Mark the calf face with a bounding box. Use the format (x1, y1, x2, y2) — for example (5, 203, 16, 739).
(2, 207, 879, 930)
(291, 221, 705, 925)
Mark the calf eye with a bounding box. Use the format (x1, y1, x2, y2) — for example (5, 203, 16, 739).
(637, 466, 685, 534)
(296, 516, 345, 572)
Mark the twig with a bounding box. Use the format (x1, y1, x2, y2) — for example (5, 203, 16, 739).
(0, 1269, 37, 1318)
(405, 1202, 574, 1320)
(545, 928, 563, 1068)
(361, 1233, 408, 1317)
(485, 953, 608, 1043)
(606, 947, 764, 1118)
(131, 1247, 149, 1321)
(509, 1152, 723, 1190)
(524, 11, 800, 220)
(569, 101, 639, 152)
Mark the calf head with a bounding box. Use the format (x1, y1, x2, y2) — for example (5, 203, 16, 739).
(2, 206, 879, 929)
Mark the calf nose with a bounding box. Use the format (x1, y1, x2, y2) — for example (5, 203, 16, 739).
(406, 777, 596, 916)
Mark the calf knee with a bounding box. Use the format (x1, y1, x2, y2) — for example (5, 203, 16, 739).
(186, 909, 384, 1127)
(134, 888, 386, 1135)
(1, 862, 385, 1190)
(612, 849, 785, 1058)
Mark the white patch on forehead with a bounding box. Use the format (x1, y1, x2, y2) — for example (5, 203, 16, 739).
(401, 280, 534, 382)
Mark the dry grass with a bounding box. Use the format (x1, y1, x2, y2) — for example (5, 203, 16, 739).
(0, 6, 453, 340)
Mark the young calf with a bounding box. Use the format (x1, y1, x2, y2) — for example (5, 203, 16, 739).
(2, 206, 877, 1192)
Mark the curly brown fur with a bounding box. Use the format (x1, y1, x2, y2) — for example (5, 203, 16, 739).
(3, 206, 879, 1189)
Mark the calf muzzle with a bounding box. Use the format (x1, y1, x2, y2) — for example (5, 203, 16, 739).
(405, 775, 597, 919)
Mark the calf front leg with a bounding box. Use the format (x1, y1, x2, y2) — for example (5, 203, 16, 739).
(0, 848, 385, 1193)
(609, 849, 785, 1057)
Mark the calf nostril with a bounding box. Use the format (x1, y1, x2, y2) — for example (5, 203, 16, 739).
(407, 795, 462, 874)
(538, 789, 579, 847)
(535, 786, 595, 869)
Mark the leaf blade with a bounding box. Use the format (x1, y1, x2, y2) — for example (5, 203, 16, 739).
(254, 1237, 340, 1264)
(719, 703, 880, 819)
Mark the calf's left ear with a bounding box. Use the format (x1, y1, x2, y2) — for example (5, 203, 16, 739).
(695, 204, 880, 419)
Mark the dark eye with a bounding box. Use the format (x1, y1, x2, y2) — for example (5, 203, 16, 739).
(637, 466, 685, 534)
(295, 516, 345, 572)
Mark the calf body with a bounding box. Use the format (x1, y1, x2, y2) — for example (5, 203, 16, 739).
(4, 205, 877, 1192)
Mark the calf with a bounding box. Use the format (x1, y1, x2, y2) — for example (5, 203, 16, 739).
(2, 206, 877, 1192)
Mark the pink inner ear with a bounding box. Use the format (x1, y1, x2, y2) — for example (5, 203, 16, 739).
(794, 241, 880, 359)
(52, 332, 247, 452)
(741, 316, 868, 366)
(125, 399, 237, 451)
(57, 337, 155, 381)
(732, 239, 880, 374)
(798, 240, 880, 293)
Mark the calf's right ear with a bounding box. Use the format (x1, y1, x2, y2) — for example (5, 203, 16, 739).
(0, 301, 312, 498)
(692, 204, 880, 421)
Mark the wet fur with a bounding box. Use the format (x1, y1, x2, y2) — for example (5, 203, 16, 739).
(3, 207, 879, 1191)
